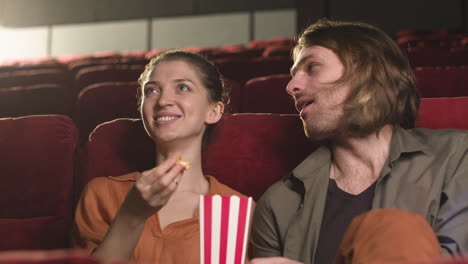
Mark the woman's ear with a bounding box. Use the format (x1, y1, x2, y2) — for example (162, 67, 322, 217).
(205, 102, 224, 125)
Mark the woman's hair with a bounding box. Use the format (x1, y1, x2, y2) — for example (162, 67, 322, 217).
(137, 50, 229, 146)
(294, 19, 420, 136)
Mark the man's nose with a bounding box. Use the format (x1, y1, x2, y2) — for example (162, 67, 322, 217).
(286, 74, 304, 96)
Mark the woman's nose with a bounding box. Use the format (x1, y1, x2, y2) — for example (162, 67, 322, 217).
(157, 90, 174, 106)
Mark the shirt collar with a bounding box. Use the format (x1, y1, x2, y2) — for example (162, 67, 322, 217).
(287, 145, 332, 195)
(387, 126, 431, 164)
(288, 127, 431, 191)
(292, 145, 331, 181)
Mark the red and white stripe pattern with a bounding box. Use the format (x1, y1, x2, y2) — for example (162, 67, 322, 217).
(200, 195, 253, 264)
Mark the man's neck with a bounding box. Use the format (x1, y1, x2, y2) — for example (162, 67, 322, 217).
(329, 125, 393, 194)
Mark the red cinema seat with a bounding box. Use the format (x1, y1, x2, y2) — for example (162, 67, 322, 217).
(74, 64, 144, 93)
(241, 74, 296, 114)
(74, 82, 141, 141)
(0, 58, 63, 74)
(77, 95, 468, 202)
(407, 48, 451, 67)
(0, 83, 74, 118)
(0, 249, 131, 264)
(144, 49, 170, 60)
(448, 48, 468, 66)
(0, 115, 78, 250)
(247, 37, 295, 49)
(77, 114, 315, 201)
(67, 56, 148, 76)
(224, 78, 242, 113)
(415, 66, 468, 97)
(0, 68, 71, 89)
(417, 97, 468, 130)
(74, 78, 241, 141)
(208, 47, 264, 61)
(201, 114, 315, 200)
(215, 56, 292, 83)
(262, 45, 293, 58)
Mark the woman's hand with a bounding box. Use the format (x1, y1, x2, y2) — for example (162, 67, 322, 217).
(91, 157, 185, 260)
(121, 157, 185, 220)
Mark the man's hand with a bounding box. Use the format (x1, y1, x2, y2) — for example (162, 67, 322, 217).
(249, 257, 304, 264)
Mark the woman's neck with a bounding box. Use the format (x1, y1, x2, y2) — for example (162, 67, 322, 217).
(155, 138, 208, 194)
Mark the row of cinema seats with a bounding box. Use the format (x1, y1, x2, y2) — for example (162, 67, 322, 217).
(1, 33, 468, 120)
(395, 29, 468, 49)
(1, 96, 467, 253)
(74, 66, 468, 141)
(0, 38, 295, 119)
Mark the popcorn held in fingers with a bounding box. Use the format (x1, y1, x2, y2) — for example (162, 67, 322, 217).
(177, 157, 191, 170)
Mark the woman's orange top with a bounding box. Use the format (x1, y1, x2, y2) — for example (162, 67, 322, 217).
(72, 172, 245, 264)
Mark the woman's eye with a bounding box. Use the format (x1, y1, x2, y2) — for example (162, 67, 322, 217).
(177, 84, 190, 92)
(144, 87, 158, 96)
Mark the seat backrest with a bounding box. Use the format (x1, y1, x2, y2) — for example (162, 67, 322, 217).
(73, 81, 141, 141)
(0, 249, 131, 264)
(73, 79, 242, 141)
(448, 48, 468, 66)
(0, 115, 78, 250)
(0, 83, 74, 118)
(224, 78, 242, 113)
(414, 66, 468, 97)
(0, 58, 63, 74)
(0, 68, 71, 89)
(247, 37, 295, 49)
(74, 64, 144, 93)
(78, 114, 315, 201)
(407, 47, 451, 67)
(262, 46, 293, 58)
(77, 97, 468, 202)
(67, 56, 148, 76)
(215, 57, 292, 83)
(240, 74, 295, 114)
(417, 97, 468, 130)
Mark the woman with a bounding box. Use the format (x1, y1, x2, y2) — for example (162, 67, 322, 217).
(72, 51, 245, 263)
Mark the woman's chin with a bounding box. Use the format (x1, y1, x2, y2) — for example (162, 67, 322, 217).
(153, 136, 178, 146)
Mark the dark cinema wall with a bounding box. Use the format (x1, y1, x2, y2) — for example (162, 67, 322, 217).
(0, 0, 466, 35)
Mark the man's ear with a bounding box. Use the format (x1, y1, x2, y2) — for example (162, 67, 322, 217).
(205, 102, 224, 125)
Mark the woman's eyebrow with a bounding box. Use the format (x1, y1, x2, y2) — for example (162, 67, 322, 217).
(173, 78, 196, 85)
(144, 81, 158, 87)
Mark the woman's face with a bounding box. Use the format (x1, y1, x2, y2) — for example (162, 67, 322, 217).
(140, 60, 223, 145)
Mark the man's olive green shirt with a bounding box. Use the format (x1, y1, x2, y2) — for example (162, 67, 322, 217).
(251, 127, 468, 263)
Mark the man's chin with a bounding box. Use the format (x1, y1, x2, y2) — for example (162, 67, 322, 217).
(304, 125, 342, 142)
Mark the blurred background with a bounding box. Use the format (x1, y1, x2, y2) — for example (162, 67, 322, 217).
(0, 0, 466, 61)
(0, 1, 467, 255)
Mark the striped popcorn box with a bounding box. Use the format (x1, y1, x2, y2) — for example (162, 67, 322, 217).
(199, 195, 254, 264)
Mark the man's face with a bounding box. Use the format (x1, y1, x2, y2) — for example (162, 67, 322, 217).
(287, 46, 351, 140)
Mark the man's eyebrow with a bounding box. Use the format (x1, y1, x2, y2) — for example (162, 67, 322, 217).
(290, 54, 314, 76)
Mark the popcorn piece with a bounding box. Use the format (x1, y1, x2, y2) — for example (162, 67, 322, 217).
(177, 157, 191, 170)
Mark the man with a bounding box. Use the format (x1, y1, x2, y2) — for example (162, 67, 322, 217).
(250, 19, 468, 264)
